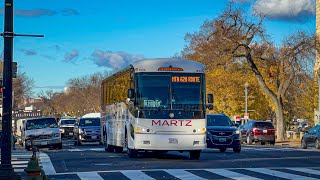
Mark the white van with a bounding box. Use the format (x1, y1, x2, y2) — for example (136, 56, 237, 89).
(21, 117, 62, 150)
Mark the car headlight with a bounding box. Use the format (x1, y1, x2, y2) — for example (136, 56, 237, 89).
(233, 130, 240, 135)
(60, 129, 65, 133)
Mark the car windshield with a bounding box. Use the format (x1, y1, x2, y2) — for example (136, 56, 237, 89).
(136, 73, 204, 110)
(207, 115, 233, 126)
(26, 118, 58, 130)
(79, 118, 100, 126)
(255, 122, 274, 128)
(61, 120, 76, 125)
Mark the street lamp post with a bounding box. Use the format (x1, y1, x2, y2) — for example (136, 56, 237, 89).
(0, 0, 43, 178)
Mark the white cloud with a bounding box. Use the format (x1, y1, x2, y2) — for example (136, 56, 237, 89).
(91, 50, 144, 69)
(64, 49, 79, 62)
(253, 0, 315, 22)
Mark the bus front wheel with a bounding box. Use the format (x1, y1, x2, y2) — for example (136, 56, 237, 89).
(189, 150, 201, 160)
(127, 148, 138, 158)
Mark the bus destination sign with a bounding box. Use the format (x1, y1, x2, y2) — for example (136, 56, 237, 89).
(172, 76, 200, 83)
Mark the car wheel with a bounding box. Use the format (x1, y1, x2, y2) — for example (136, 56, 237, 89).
(189, 150, 201, 160)
(57, 143, 63, 150)
(301, 139, 307, 149)
(233, 147, 241, 153)
(115, 147, 123, 153)
(270, 140, 276, 145)
(315, 139, 320, 149)
(105, 143, 114, 152)
(219, 148, 227, 153)
(261, 142, 266, 145)
(246, 136, 252, 145)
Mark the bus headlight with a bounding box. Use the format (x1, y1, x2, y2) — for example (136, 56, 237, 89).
(233, 130, 240, 135)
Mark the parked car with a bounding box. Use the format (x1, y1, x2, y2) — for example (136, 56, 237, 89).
(206, 114, 241, 153)
(59, 119, 76, 138)
(301, 125, 320, 149)
(74, 117, 101, 145)
(240, 120, 276, 145)
(21, 117, 62, 150)
(237, 124, 246, 144)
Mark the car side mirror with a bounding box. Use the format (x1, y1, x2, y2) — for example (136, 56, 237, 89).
(128, 89, 134, 99)
(207, 94, 214, 104)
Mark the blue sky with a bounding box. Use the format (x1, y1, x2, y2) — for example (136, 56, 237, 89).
(0, 0, 316, 96)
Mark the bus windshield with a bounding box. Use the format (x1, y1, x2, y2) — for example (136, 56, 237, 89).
(136, 73, 204, 110)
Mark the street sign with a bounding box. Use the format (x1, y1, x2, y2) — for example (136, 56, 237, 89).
(244, 113, 249, 120)
(0, 61, 17, 78)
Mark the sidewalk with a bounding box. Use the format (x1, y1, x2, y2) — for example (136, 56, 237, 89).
(276, 140, 301, 147)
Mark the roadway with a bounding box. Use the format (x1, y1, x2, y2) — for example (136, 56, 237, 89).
(7, 139, 320, 179)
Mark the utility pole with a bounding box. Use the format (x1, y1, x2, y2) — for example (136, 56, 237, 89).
(0, 0, 43, 178)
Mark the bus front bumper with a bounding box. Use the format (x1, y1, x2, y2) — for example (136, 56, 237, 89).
(133, 134, 206, 151)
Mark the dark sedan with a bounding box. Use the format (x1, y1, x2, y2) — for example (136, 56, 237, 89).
(206, 114, 241, 153)
(301, 125, 320, 149)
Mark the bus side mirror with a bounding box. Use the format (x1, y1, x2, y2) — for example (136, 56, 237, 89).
(207, 94, 214, 104)
(207, 104, 214, 110)
(128, 89, 134, 99)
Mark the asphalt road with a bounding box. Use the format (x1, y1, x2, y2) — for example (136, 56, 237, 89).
(7, 139, 320, 179)
(32, 139, 320, 180)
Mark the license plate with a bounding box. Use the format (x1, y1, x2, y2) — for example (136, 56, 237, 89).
(219, 138, 227, 142)
(263, 130, 268, 133)
(40, 142, 47, 145)
(69, 133, 73, 135)
(91, 136, 97, 139)
(169, 138, 178, 144)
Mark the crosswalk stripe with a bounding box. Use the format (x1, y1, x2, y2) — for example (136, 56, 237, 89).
(287, 168, 320, 176)
(206, 169, 262, 180)
(39, 153, 56, 175)
(77, 172, 104, 180)
(246, 168, 319, 180)
(14, 169, 25, 172)
(11, 161, 29, 165)
(165, 169, 206, 180)
(121, 170, 155, 180)
(13, 164, 28, 168)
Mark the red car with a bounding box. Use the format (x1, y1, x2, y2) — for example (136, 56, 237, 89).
(240, 120, 276, 145)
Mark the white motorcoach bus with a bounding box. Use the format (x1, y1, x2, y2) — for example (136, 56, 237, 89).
(101, 58, 213, 159)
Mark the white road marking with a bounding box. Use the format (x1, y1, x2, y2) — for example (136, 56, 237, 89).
(165, 169, 206, 180)
(206, 169, 262, 180)
(94, 163, 112, 166)
(121, 170, 155, 180)
(246, 168, 318, 180)
(287, 168, 320, 176)
(89, 148, 105, 152)
(77, 172, 104, 180)
(13, 164, 28, 168)
(68, 149, 83, 152)
(14, 168, 25, 172)
(11, 161, 29, 165)
(39, 152, 56, 175)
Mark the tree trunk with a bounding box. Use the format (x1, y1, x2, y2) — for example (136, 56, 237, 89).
(275, 100, 285, 141)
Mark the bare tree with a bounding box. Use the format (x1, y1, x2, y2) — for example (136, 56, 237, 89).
(183, 3, 315, 140)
